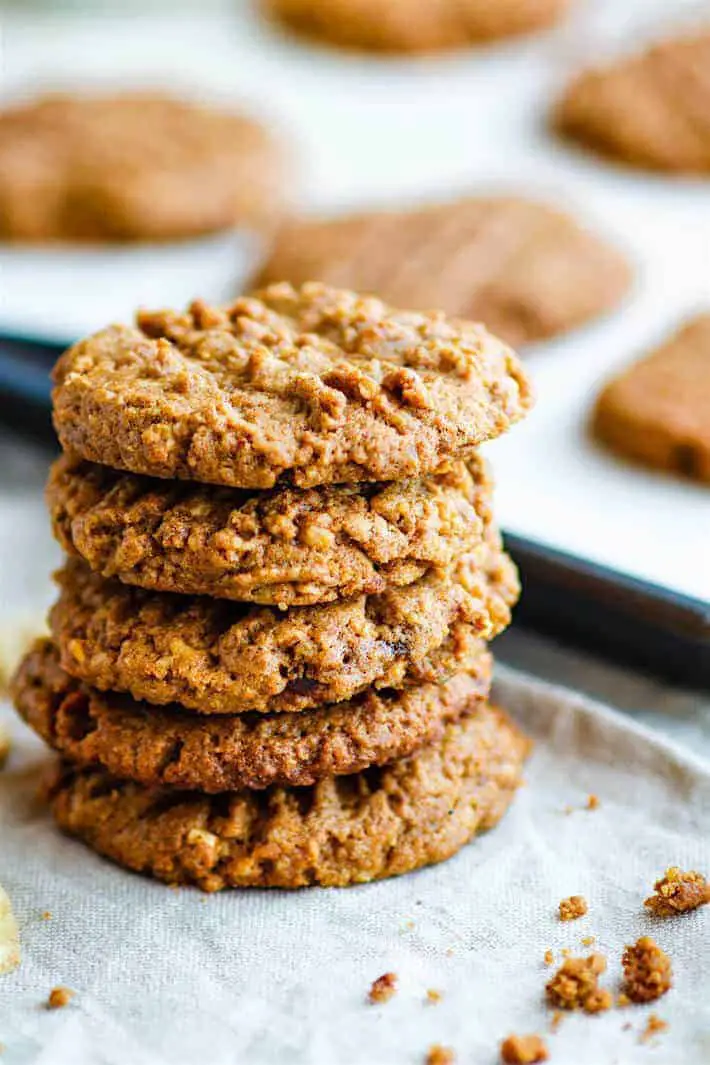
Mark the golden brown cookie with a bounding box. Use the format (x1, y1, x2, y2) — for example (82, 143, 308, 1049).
(45, 702, 530, 889)
(47, 453, 493, 607)
(52, 283, 532, 490)
(0, 92, 286, 242)
(253, 199, 631, 348)
(262, 0, 569, 54)
(14, 638, 491, 792)
(592, 315, 710, 482)
(553, 30, 710, 174)
(48, 541, 517, 715)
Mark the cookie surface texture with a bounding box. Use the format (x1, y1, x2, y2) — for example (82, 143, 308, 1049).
(14, 638, 493, 792)
(47, 454, 493, 607)
(45, 702, 530, 889)
(51, 283, 532, 489)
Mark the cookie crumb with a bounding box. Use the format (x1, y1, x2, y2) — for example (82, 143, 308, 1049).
(586, 794, 599, 810)
(500, 1034, 548, 1064)
(47, 987, 74, 1010)
(559, 895, 588, 921)
(426, 1045, 455, 1065)
(581, 936, 595, 946)
(617, 993, 631, 1008)
(426, 989, 443, 1005)
(546, 953, 610, 1013)
(41, 911, 52, 921)
(561, 948, 571, 958)
(621, 937, 672, 1003)
(644, 867, 710, 917)
(640, 1013, 667, 1044)
(368, 972, 398, 1004)
(544, 949, 554, 966)
(549, 1011, 563, 1033)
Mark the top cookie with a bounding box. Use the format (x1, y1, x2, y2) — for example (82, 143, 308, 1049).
(52, 282, 532, 489)
(553, 30, 710, 174)
(253, 199, 631, 348)
(592, 314, 710, 482)
(0, 92, 286, 242)
(262, 0, 569, 54)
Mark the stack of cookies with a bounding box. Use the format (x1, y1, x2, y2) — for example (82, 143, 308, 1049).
(12, 282, 533, 891)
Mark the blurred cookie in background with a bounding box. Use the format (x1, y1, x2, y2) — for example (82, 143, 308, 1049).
(0, 93, 289, 242)
(553, 28, 710, 174)
(592, 315, 710, 483)
(254, 197, 632, 348)
(261, 0, 570, 54)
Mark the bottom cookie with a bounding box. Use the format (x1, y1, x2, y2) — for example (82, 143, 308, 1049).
(46, 703, 529, 890)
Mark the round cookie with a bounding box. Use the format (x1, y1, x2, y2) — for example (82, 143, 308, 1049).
(592, 314, 710, 482)
(51, 283, 532, 490)
(0, 92, 286, 242)
(44, 703, 530, 889)
(14, 638, 492, 792)
(553, 30, 710, 174)
(254, 198, 631, 349)
(48, 542, 517, 715)
(262, 0, 569, 54)
(47, 454, 493, 607)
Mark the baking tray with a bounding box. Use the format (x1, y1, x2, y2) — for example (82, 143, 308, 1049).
(1, 2, 708, 683)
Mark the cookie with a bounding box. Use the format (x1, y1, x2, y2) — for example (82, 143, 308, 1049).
(14, 638, 492, 792)
(262, 0, 568, 54)
(47, 453, 493, 607)
(254, 199, 631, 348)
(48, 542, 517, 715)
(553, 30, 710, 174)
(45, 702, 529, 889)
(592, 315, 710, 481)
(0, 92, 286, 242)
(52, 283, 532, 490)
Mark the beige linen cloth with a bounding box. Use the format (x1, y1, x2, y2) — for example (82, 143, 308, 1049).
(0, 436, 708, 1065)
(0, 663, 708, 1065)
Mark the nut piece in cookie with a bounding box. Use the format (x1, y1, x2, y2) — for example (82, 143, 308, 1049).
(592, 315, 710, 482)
(621, 937, 672, 1003)
(51, 282, 532, 490)
(553, 30, 710, 173)
(0, 883, 20, 974)
(45, 706, 530, 890)
(254, 198, 631, 348)
(262, 0, 569, 54)
(644, 867, 710, 917)
(0, 92, 287, 241)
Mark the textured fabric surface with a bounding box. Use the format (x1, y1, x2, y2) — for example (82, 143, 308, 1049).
(1, 662, 708, 1065)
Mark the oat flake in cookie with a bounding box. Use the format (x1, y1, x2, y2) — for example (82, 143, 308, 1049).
(0, 92, 286, 242)
(45, 704, 530, 890)
(554, 29, 710, 174)
(14, 638, 492, 793)
(262, 0, 569, 54)
(48, 539, 516, 715)
(51, 283, 532, 490)
(47, 453, 494, 607)
(254, 198, 631, 348)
